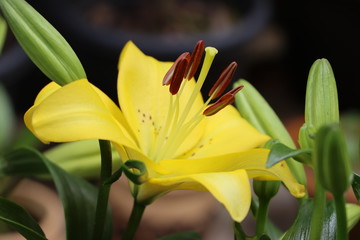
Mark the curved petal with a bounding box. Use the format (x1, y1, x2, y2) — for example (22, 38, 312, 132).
(179, 105, 270, 159)
(137, 169, 251, 222)
(24, 79, 139, 153)
(159, 149, 305, 198)
(117, 41, 205, 158)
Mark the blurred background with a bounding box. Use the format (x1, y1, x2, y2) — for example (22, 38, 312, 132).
(1, 0, 360, 239)
(2, 0, 360, 118)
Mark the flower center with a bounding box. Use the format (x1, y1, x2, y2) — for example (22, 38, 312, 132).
(151, 40, 242, 161)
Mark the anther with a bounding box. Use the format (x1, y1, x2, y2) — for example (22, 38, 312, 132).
(163, 52, 190, 86)
(169, 53, 190, 95)
(208, 61, 238, 99)
(185, 40, 205, 80)
(203, 85, 243, 116)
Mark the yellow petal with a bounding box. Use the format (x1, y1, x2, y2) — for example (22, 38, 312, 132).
(24, 79, 139, 152)
(159, 149, 305, 198)
(138, 169, 251, 222)
(179, 105, 270, 158)
(117, 41, 205, 158)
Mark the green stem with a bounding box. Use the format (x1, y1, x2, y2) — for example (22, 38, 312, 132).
(309, 178, 326, 240)
(233, 221, 247, 240)
(334, 193, 348, 240)
(122, 200, 146, 240)
(92, 140, 112, 240)
(256, 198, 270, 237)
(250, 198, 259, 216)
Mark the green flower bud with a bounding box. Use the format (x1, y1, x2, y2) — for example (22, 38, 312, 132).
(0, 0, 86, 86)
(253, 180, 280, 201)
(234, 79, 306, 185)
(44, 140, 121, 178)
(300, 59, 339, 149)
(314, 124, 352, 196)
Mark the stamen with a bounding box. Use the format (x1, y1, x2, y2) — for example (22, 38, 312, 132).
(209, 61, 238, 99)
(169, 53, 190, 95)
(163, 52, 190, 86)
(203, 85, 243, 116)
(185, 40, 205, 80)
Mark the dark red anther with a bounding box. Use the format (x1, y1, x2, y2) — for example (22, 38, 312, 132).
(208, 61, 237, 99)
(169, 53, 190, 95)
(185, 40, 205, 80)
(163, 52, 190, 86)
(203, 85, 243, 116)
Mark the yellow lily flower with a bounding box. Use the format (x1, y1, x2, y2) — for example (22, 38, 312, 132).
(24, 41, 305, 222)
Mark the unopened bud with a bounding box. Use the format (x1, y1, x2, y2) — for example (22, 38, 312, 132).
(314, 124, 352, 195)
(0, 0, 86, 86)
(300, 59, 339, 149)
(253, 180, 280, 201)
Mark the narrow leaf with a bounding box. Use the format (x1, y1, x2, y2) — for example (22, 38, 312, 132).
(0, 147, 112, 240)
(282, 199, 359, 240)
(351, 173, 360, 204)
(0, 197, 47, 240)
(0, 84, 15, 152)
(0, 16, 7, 53)
(267, 142, 312, 168)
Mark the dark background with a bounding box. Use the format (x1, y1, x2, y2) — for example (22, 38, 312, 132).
(3, 0, 360, 119)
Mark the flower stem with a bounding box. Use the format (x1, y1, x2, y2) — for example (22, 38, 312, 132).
(233, 221, 247, 240)
(92, 140, 112, 240)
(309, 178, 326, 240)
(334, 193, 348, 240)
(256, 198, 270, 237)
(122, 200, 146, 240)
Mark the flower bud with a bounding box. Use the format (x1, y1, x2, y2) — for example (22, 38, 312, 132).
(253, 180, 280, 201)
(299, 59, 339, 149)
(0, 0, 86, 86)
(45, 140, 121, 178)
(234, 79, 306, 185)
(314, 124, 352, 196)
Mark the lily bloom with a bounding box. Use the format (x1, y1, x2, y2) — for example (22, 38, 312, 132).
(25, 41, 305, 222)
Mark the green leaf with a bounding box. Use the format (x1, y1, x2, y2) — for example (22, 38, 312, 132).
(282, 199, 359, 240)
(267, 142, 312, 168)
(0, 197, 47, 240)
(0, 147, 112, 240)
(282, 199, 332, 240)
(351, 173, 360, 204)
(157, 232, 202, 240)
(0, 84, 15, 152)
(346, 204, 360, 230)
(0, 16, 7, 53)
